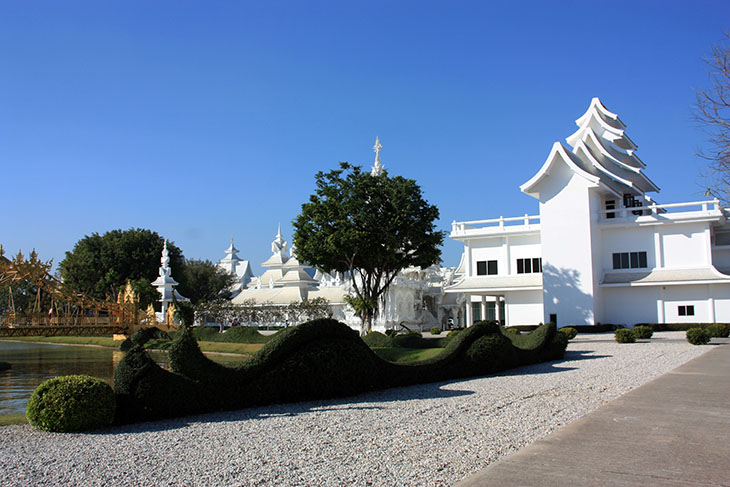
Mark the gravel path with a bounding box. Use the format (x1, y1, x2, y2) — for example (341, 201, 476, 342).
(0, 332, 710, 486)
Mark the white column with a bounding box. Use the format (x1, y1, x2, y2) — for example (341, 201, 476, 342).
(709, 284, 716, 322)
(496, 297, 502, 325)
(466, 241, 472, 277)
(657, 286, 665, 324)
(503, 236, 511, 275)
(480, 295, 487, 323)
(465, 294, 473, 327)
(704, 228, 713, 266)
(654, 231, 664, 268)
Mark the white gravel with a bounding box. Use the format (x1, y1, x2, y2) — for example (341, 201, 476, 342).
(0, 332, 710, 487)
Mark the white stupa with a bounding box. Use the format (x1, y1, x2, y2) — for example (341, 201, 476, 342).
(151, 240, 188, 318)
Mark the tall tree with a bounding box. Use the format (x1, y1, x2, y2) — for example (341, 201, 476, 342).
(58, 228, 184, 308)
(176, 259, 236, 305)
(293, 162, 444, 334)
(696, 33, 730, 203)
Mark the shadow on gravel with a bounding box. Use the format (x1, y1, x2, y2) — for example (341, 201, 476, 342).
(562, 350, 612, 361)
(96, 383, 477, 434)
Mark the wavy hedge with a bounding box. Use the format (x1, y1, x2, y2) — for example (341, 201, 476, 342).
(113, 319, 567, 425)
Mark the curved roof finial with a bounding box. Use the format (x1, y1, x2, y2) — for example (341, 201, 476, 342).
(371, 137, 384, 176)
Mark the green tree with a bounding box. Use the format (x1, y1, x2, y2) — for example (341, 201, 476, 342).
(58, 228, 184, 308)
(293, 162, 444, 334)
(176, 259, 236, 305)
(696, 33, 730, 202)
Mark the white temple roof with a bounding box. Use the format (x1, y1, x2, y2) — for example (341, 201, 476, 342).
(444, 274, 543, 293)
(522, 98, 659, 201)
(601, 267, 730, 286)
(231, 286, 307, 305)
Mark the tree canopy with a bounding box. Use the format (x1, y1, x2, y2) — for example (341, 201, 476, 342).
(58, 228, 184, 308)
(176, 259, 236, 305)
(293, 162, 444, 333)
(696, 33, 730, 202)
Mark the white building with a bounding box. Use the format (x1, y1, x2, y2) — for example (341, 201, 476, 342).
(446, 98, 730, 328)
(217, 238, 255, 299)
(220, 139, 464, 332)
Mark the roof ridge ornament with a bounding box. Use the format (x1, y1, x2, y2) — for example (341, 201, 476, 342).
(371, 137, 384, 176)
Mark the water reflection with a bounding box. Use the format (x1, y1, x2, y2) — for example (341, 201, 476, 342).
(0, 342, 246, 415)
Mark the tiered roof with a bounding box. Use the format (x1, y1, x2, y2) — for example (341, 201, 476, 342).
(521, 98, 659, 199)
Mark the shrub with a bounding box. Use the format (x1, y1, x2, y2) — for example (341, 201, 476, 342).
(632, 325, 653, 339)
(27, 375, 115, 432)
(191, 326, 221, 342)
(218, 326, 271, 344)
(558, 327, 578, 340)
(115, 319, 569, 425)
(391, 331, 430, 349)
(430, 327, 442, 335)
(686, 328, 711, 345)
(447, 329, 462, 338)
(708, 324, 730, 338)
(362, 331, 393, 348)
(615, 329, 636, 343)
(504, 327, 521, 335)
(384, 329, 397, 337)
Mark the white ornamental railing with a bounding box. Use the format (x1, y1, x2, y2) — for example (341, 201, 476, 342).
(451, 214, 540, 234)
(597, 199, 723, 220)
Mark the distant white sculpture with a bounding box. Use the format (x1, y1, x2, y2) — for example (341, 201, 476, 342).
(150, 240, 188, 321)
(371, 137, 385, 176)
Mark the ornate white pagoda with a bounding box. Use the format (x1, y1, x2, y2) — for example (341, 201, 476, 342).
(151, 240, 188, 320)
(217, 238, 254, 298)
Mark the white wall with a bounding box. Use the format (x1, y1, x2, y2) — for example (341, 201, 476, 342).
(661, 223, 710, 268)
(538, 161, 597, 326)
(504, 290, 543, 326)
(600, 226, 657, 271)
(601, 286, 660, 325)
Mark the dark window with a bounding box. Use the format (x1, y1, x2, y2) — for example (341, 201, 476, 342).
(477, 261, 487, 275)
(487, 260, 498, 275)
(613, 251, 648, 270)
(516, 258, 542, 274)
(471, 302, 482, 321)
(679, 305, 695, 317)
(606, 200, 616, 219)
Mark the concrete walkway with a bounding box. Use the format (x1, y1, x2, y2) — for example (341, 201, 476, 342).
(457, 340, 730, 487)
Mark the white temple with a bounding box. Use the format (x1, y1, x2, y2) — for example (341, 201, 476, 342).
(151, 240, 188, 320)
(446, 98, 730, 328)
(216, 238, 254, 299)
(218, 139, 464, 331)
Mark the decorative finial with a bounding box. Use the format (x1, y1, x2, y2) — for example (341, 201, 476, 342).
(371, 137, 384, 176)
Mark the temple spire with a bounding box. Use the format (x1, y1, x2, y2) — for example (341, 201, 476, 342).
(371, 137, 384, 176)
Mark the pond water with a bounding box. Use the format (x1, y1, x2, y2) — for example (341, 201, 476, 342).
(0, 341, 247, 416)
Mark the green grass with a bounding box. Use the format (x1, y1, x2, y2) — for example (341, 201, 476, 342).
(372, 347, 444, 363)
(0, 336, 119, 347)
(0, 414, 28, 426)
(196, 341, 264, 356)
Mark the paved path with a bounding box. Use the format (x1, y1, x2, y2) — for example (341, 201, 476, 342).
(457, 340, 730, 487)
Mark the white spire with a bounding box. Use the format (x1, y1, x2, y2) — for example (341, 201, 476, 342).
(371, 137, 384, 176)
(271, 223, 288, 256)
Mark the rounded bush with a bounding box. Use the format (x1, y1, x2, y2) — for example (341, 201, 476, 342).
(27, 375, 115, 432)
(632, 325, 653, 339)
(686, 328, 711, 345)
(362, 331, 393, 348)
(708, 324, 730, 338)
(430, 327, 442, 335)
(559, 327, 578, 340)
(615, 329, 636, 343)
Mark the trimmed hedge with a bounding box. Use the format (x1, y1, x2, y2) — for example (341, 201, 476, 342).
(708, 324, 730, 338)
(638, 322, 730, 332)
(632, 325, 653, 339)
(113, 319, 568, 425)
(430, 327, 442, 335)
(686, 328, 711, 345)
(27, 375, 115, 432)
(189, 325, 273, 344)
(362, 331, 393, 348)
(120, 326, 172, 352)
(558, 327, 578, 340)
(615, 329, 636, 343)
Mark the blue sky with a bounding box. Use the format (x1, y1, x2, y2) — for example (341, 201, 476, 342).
(2, 1, 729, 275)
